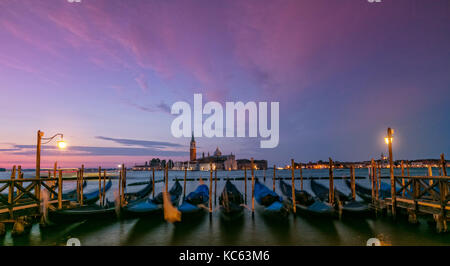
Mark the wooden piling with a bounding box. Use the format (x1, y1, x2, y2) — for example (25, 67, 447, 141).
(98, 167, 102, 206)
(263, 168, 266, 183)
(299, 163, 303, 190)
(350, 165, 356, 200)
(17, 165, 23, 191)
(58, 170, 63, 209)
(244, 167, 247, 203)
(165, 164, 168, 193)
(52, 162, 57, 200)
(8, 166, 16, 218)
(329, 158, 334, 205)
(371, 159, 375, 203)
(428, 165, 435, 198)
(401, 161, 405, 197)
(183, 167, 187, 199)
(209, 162, 213, 214)
(273, 165, 276, 192)
(80, 164, 84, 205)
(439, 154, 448, 232)
(291, 159, 296, 214)
(251, 158, 255, 214)
(376, 162, 380, 200)
(407, 161, 411, 193)
(122, 164, 127, 204)
(118, 166, 122, 207)
(214, 168, 217, 206)
(152, 168, 155, 198)
(102, 170, 106, 206)
(76, 169, 80, 203)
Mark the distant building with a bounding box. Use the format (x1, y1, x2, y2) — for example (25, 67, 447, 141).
(190, 132, 196, 161)
(236, 159, 267, 170)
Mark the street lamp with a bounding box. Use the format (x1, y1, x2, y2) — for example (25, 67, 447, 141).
(36, 130, 66, 179)
(385, 127, 396, 217)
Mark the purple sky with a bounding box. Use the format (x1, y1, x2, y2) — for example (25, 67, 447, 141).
(0, 0, 449, 168)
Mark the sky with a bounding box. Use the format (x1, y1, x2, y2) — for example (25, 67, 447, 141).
(0, 0, 449, 168)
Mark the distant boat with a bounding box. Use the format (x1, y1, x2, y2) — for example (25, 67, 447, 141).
(254, 180, 288, 216)
(124, 181, 182, 216)
(279, 180, 335, 217)
(0, 168, 6, 172)
(178, 183, 209, 215)
(219, 180, 244, 220)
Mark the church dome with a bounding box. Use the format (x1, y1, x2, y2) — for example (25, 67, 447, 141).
(214, 147, 222, 156)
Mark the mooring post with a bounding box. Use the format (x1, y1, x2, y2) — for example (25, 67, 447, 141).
(102, 170, 106, 206)
(350, 165, 356, 200)
(123, 164, 127, 204)
(80, 164, 84, 205)
(387, 127, 396, 218)
(291, 159, 296, 214)
(165, 164, 168, 193)
(251, 158, 255, 215)
(428, 165, 435, 199)
(209, 162, 213, 215)
(439, 154, 448, 232)
(118, 166, 122, 207)
(299, 163, 303, 190)
(8, 166, 16, 218)
(371, 159, 375, 204)
(76, 169, 80, 203)
(273, 165, 276, 192)
(98, 167, 102, 206)
(329, 158, 334, 205)
(244, 166, 247, 204)
(152, 168, 155, 198)
(18, 165, 23, 190)
(214, 167, 217, 206)
(183, 167, 187, 200)
(378, 162, 382, 197)
(58, 170, 63, 209)
(407, 161, 411, 193)
(401, 161, 405, 197)
(52, 162, 57, 200)
(263, 168, 266, 183)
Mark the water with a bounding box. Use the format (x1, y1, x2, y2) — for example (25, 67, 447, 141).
(0, 168, 449, 246)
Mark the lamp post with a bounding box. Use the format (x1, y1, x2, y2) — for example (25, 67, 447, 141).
(385, 127, 396, 218)
(35, 130, 66, 200)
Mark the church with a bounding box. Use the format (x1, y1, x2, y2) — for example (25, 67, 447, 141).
(173, 134, 238, 171)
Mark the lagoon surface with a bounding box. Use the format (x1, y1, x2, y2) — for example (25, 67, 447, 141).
(1, 168, 449, 246)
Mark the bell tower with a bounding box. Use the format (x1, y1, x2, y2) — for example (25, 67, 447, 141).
(190, 132, 196, 161)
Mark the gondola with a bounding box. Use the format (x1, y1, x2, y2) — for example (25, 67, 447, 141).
(311, 179, 369, 215)
(49, 199, 118, 223)
(49, 179, 152, 223)
(124, 181, 153, 203)
(62, 179, 112, 204)
(344, 179, 410, 201)
(219, 180, 245, 220)
(124, 181, 182, 216)
(254, 180, 288, 216)
(178, 183, 209, 215)
(279, 180, 335, 217)
(345, 179, 372, 202)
